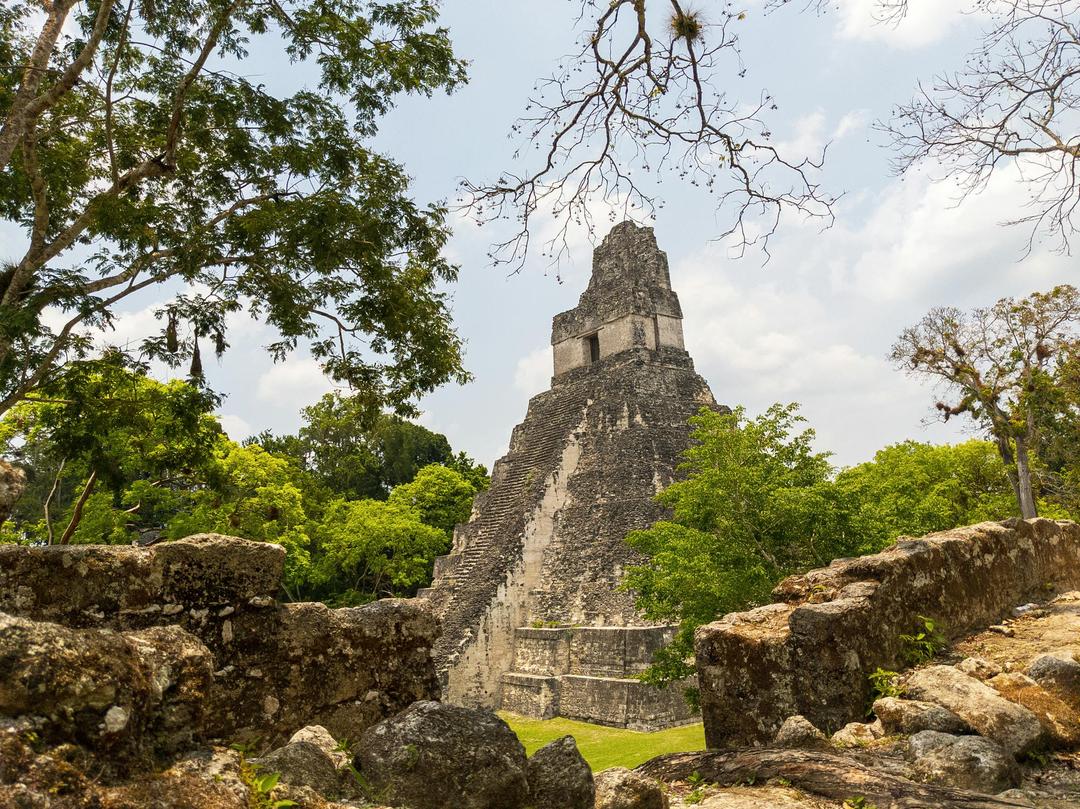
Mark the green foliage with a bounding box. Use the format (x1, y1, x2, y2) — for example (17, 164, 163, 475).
(625, 403, 1032, 688)
(844, 798, 878, 809)
(898, 615, 946, 666)
(388, 463, 480, 538)
(1, 0, 469, 418)
(250, 393, 488, 501)
(312, 498, 448, 603)
(624, 404, 843, 682)
(868, 668, 902, 703)
(833, 440, 1021, 543)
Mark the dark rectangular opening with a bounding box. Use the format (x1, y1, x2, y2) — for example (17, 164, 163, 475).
(587, 333, 600, 363)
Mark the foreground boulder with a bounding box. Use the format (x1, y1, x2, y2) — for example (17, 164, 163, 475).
(988, 672, 1080, 747)
(250, 739, 343, 798)
(0, 611, 211, 771)
(907, 730, 1020, 793)
(1027, 651, 1080, 710)
(773, 715, 829, 750)
(354, 701, 529, 809)
(526, 735, 594, 809)
(904, 665, 1045, 756)
(594, 767, 667, 809)
(873, 696, 972, 736)
(0, 535, 439, 743)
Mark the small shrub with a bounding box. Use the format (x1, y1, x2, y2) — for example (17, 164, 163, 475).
(899, 615, 946, 665)
(868, 667, 902, 706)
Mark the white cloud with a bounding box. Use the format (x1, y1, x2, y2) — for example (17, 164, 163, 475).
(513, 346, 552, 397)
(833, 0, 980, 48)
(254, 356, 335, 413)
(773, 108, 869, 165)
(218, 413, 252, 441)
(673, 157, 1074, 468)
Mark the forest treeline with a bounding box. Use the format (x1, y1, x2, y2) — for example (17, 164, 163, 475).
(0, 353, 488, 605)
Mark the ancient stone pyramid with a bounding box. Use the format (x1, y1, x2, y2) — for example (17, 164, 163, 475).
(420, 222, 718, 729)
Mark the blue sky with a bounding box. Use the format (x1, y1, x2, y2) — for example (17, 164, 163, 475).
(17, 0, 1079, 469)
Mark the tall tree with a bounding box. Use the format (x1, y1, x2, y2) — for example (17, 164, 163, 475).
(892, 284, 1080, 519)
(0, 0, 468, 416)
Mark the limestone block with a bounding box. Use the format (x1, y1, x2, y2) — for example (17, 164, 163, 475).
(905, 665, 1045, 756)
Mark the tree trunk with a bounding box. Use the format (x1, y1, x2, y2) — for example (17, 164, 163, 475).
(58, 469, 97, 545)
(637, 749, 1031, 809)
(1014, 437, 1038, 519)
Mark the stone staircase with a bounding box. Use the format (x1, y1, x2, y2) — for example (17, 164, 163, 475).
(421, 383, 590, 668)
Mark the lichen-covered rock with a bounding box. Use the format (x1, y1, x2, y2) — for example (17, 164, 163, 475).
(988, 672, 1080, 748)
(0, 459, 25, 526)
(289, 724, 349, 768)
(872, 697, 972, 736)
(526, 735, 594, 809)
(830, 721, 881, 747)
(594, 767, 668, 809)
(1027, 651, 1080, 710)
(773, 716, 829, 750)
(0, 611, 211, 769)
(0, 537, 440, 744)
(904, 665, 1045, 756)
(354, 701, 529, 809)
(957, 656, 1003, 681)
(251, 740, 342, 798)
(907, 730, 1020, 793)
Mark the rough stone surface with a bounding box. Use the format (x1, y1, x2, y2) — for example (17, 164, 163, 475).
(1027, 651, 1080, 710)
(250, 740, 342, 797)
(422, 223, 717, 729)
(872, 696, 972, 736)
(958, 656, 1004, 681)
(0, 535, 439, 743)
(0, 459, 25, 526)
(773, 716, 829, 750)
(289, 724, 349, 768)
(526, 735, 594, 809)
(907, 730, 1020, 793)
(905, 665, 1045, 756)
(594, 767, 669, 809)
(988, 671, 1080, 747)
(0, 611, 211, 770)
(694, 518, 1080, 747)
(353, 701, 529, 809)
(830, 721, 880, 747)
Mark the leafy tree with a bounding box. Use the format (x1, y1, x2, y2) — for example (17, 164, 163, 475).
(165, 443, 313, 599)
(833, 440, 1022, 543)
(312, 498, 447, 604)
(624, 404, 845, 686)
(0, 353, 222, 542)
(251, 392, 486, 500)
(0, 0, 468, 417)
(892, 285, 1080, 519)
(388, 463, 478, 538)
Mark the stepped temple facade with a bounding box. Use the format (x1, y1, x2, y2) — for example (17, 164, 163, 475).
(420, 222, 719, 729)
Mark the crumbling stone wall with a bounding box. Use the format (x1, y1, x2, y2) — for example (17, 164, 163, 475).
(0, 534, 439, 744)
(695, 518, 1080, 747)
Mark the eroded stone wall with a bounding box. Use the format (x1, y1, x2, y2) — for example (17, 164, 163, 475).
(695, 518, 1080, 747)
(0, 534, 439, 744)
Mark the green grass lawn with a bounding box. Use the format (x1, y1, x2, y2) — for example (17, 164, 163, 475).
(499, 712, 706, 772)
